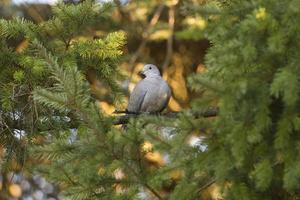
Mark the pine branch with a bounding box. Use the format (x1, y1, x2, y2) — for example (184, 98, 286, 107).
(113, 107, 219, 125)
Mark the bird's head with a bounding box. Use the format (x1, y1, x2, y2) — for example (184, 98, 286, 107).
(138, 64, 161, 78)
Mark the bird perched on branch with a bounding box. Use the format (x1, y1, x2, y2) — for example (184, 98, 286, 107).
(127, 64, 171, 113)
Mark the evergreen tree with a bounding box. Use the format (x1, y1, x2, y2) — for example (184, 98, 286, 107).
(0, 1, 126, 198)
(186, 0, 300, 199)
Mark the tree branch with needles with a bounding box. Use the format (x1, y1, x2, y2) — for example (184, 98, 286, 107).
(113, 107, 219, 125)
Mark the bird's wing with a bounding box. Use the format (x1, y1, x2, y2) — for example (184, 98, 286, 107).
(158, 82, 171, 112)
(127, 81, 148, 113)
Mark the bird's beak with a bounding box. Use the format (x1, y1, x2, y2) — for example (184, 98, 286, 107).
(138, 70, 146, 79)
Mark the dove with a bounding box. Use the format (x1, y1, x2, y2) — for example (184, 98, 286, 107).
(127, 64, 171, 113)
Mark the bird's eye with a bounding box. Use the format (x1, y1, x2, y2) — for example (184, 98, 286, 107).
(149, 67, 152, 69)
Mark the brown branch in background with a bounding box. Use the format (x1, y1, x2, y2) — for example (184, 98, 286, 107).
(113, 107, 219, 125)
(26, 6, 45, 23)
(162, 5, 175, 73)
(113, 0, 132, 22)
(128, 4, 165, 82)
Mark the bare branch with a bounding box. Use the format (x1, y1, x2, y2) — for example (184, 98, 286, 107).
(128, 4, 165, 82)
(162, 5, 175, 73)
(113, 0, 132, 22)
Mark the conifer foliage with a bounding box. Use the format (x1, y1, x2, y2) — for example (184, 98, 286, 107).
(0, 1, 127, 199)
(187, 0, 300, 199)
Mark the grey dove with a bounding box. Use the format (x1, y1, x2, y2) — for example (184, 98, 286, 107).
(127, 64, 171, 113)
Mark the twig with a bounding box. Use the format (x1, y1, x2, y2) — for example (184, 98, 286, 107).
(197, 178, 216, 193)
(111, 151, 164, 200)
(128, 4, 165, 82)
(61, 167, 81, 186)
(113, 110, 139, 114)
(144, 183, 164, 200)
(113, 107, 219, 125)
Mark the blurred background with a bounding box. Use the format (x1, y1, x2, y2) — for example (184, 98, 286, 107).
(0, 0, 209, 199)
